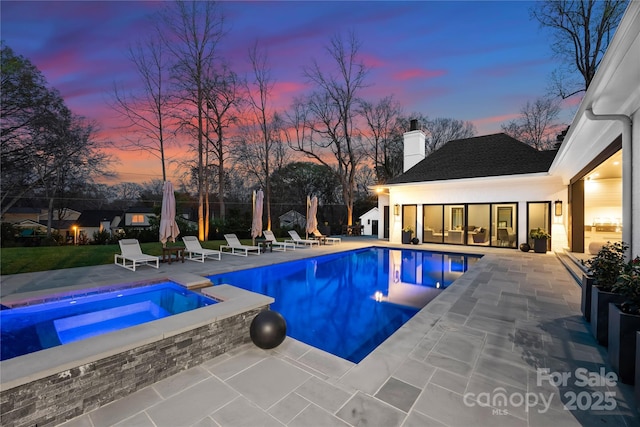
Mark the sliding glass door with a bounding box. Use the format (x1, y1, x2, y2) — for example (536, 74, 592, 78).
(422, 202, 518, 248)
(528, 202, 551, 250)
(423, 205, 444, 243)
(467, 204, 490, 246)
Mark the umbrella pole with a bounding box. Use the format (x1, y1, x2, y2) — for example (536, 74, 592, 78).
(306, 195, 310, 239)
(252, 190, 256, 245)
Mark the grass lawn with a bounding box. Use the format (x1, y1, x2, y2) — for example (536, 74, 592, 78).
(0, 240, 226, 275)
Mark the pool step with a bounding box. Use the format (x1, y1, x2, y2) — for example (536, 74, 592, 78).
(169, 273, 212, 290)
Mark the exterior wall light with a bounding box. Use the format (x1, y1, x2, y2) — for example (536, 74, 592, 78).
(394, 204, 400, 216)
(555, 200, 563, 216)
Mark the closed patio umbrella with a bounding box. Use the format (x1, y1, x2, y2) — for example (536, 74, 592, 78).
(159, 181, 180, 246)
(306, 195, 318, 238)
(251, 189, 264, 244)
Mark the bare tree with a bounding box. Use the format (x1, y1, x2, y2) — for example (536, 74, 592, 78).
(532, 0, 627, 98)
(111, 37, 173, 181)
(359, 96, 403, 183)
(425, 117, 476, 153)
(243, 41, 278, 230)
(292, 31, 369, 226)
(501, 97, 561, 150)
(233, 114, 290, 201)
(203, 64, 242, 230)
(159, 0, 226, 240)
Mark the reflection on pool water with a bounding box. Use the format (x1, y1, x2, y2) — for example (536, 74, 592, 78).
(207, 246, 481, 363)
(0, 282, 216, 361)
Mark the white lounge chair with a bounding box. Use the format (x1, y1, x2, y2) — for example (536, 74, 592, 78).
(182, 236, 221, 262)
(114, 239, 159, 271)
(262, 230, 296, 251)
(221, 234, 261, 256)
(286, 230, 320, 247)
(311, 229, 341, 245)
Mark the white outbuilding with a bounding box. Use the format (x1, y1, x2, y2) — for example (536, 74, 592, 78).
(359, 207, 379, 236)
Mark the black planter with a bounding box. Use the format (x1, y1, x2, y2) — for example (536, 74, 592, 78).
(636, 332, 640, 411)
(402, 231, 412, 244)
(533, 238, 547, 253)
(591, 286, 625, 346)
(519, 243, 530, 252)
(608, 304, 640, 384)
(581, 275, 594, 322)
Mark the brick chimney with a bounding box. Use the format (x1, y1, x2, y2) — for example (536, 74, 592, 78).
(403, 119, 426, 172)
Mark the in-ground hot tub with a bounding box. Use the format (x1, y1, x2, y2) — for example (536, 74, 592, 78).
(0, 284, 273, 427)
(1, 281, 217, 360)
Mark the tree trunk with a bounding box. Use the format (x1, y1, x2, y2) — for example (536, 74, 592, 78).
(47, 197, 54, 238)
(204, 191, 210, 240)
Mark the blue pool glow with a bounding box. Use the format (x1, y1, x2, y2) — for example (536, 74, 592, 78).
(207, 247, 480, 363)
(0, 282, 216, 360)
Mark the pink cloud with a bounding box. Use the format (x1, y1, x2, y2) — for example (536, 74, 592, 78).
(392, 68, 446, 81)
(562, 95, 583, 108)
(359, 53, 386, 69)
(473, 113, 520, 126)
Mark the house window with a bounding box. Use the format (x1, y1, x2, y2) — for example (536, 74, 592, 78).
(131, 214, 145, 224)
(450, 207, 464, 230)
(527, 202, 551, 249)
(402, 205, 417, 235)
(423, 204, 444, 243)
(468, 204, 490, 246)
(494, 204, 517, 248)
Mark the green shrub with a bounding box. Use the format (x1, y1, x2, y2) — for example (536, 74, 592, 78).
(612, 256, 640, 315)
(584, 241, 628, 291)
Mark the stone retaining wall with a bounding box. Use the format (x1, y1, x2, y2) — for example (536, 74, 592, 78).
(0, 306, 266, 427)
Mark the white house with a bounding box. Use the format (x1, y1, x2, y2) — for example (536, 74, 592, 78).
(359, 207, 379, 236)
(376, 1, 639, 258)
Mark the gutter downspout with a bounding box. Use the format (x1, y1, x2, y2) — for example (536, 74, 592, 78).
(585, 107, 633, 259)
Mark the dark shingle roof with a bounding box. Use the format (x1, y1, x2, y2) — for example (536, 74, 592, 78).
(387, 133, 558, 184)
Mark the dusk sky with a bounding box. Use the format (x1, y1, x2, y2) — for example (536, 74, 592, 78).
(1, 1, 579, 184)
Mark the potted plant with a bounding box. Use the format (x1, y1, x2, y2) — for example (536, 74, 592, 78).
(586, 241, 628, 345)
(608, 256, 640, 384)
(402, 226, 413, 244)
(636, 332, 640, 406)
(529, 228, 550, 253)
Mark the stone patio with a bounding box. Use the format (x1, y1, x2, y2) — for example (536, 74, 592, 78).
(1, 239, 638, 426)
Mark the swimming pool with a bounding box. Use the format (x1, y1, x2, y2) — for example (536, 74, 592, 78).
(0, 282, 216, 360)
(207, 246, 480, 362)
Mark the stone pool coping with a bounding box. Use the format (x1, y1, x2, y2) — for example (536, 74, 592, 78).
(0, 284, 273, 391)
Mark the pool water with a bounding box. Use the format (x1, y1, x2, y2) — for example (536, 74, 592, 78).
(0, 282, 216, 361)
(207, 247, 480, 363)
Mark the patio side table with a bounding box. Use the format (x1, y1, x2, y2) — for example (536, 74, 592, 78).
(161, 246, 185, 264)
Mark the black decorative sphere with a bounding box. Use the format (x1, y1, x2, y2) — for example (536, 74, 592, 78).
(411, 237, 419, 245)
(250, 310, 287, 349)
(520, 243, 531, 252)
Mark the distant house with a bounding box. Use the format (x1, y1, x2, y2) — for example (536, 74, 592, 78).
(123, 206, 156, 229)
(14, 219, 47, 234)
(279, 210, 306, 229)
(2, 207, 81, 224)
(359, 207, 379, 236)
(1, 207, 42, 223)
(75, 210, 123, 241)
(8, 211, 77, 242)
